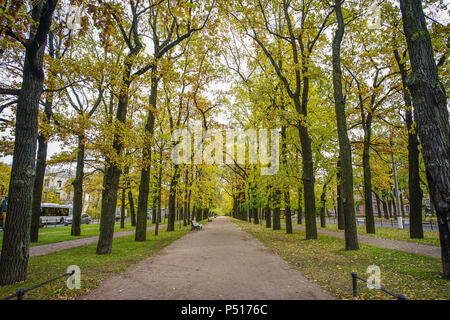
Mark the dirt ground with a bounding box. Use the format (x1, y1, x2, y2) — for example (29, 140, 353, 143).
(79, 216, 335, 300)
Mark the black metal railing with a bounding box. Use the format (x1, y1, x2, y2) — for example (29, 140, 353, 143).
(351, 272, 407, 300)
(1, 270, 75, 300)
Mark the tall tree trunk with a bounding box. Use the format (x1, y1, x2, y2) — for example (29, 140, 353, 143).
(0, 0, 58, 285)
(183, 169, 188, 226)
(151, 183, 157, 224)
(394, 48, 424, 238)
(331, 0, 358, 250)
(155, 169, 163, 236)
(281, 125, 292, 234)
(297, 120, 317, 239)
(97, 63, 133, 254)
(30, 99, 52, 242)
(374, 192, 382, 219)
(284, 190, 292, 233)
(362, 117, 376, 234)
(187, 185, 191, 222)
(266, 193, 271, 228)
(120, 187, 126, 229)
(30, 132, 47, 243)
(336, 162, 345, 230)
(388, 197, 393, 218)
(320, 182, 328, 228)
(400, 0, 450, 278)
(382, 195, 389, 219)
(136, 74, 157, 241)
(71, 133, 85, 236)
(297, 185, 303, 224)
(272, 188, 281, 230)
(128, 190, 135, 227)
(167, 164, 180, 231)
(253, 207, 259, 224)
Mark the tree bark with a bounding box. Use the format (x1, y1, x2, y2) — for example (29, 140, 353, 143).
(336, 162, 345, 230)
(167, 164, 180, 231)
(362, 115, 376, 234)
(382, 195, 389, 219)
(266, 193, 271, 228)
(135, 73, 157, 241)
(374, 191, 383, 219)
(30, 102, 52, 242)
(400, 0, 450, 278)
(297, 185, 303, 224)
(128, 190, 135, 227)
(331, 0, 358, 249)
(394, 48, 424, 238)
(281, 125, 292, 234)
(272, 188, 281, 230)
(320, 182, 328, 228)
(0, 0, 58, 285)
(71, 133, 85, 236)
(119, 187, 125, 229)
(97, 65, 133, 254)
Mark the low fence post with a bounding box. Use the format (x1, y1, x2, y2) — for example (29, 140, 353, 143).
(16, 288, 25, 300)
(352, 272, 358, 297)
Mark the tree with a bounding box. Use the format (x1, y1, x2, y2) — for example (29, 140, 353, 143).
(393, 48, 423, 239)
(330, 0, 358, 249)
(135, 0, 216, 239)
(95, 0, 154, 254)
(399, 0, 450, 278)
(0, 0, 58, 285)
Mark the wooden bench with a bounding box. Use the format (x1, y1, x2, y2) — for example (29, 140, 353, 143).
(191, 220, 202, 231)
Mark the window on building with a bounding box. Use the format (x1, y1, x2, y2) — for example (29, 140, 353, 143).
(57, 181, 62, 188)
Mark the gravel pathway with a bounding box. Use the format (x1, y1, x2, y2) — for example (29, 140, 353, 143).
(80, 216, 335, 300)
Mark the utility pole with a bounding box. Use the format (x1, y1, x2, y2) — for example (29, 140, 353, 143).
(390, 138, 403, 229)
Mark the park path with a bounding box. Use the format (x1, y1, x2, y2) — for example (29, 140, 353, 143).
(290, 225, 440, 258)
(27, 224, 166, 257)
(79, 216, 335, 300)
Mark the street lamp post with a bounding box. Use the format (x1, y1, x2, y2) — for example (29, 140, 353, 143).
(390, 138, 403, 229)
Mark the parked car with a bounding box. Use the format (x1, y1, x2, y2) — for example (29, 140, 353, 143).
(81, 213, 92, 224)
(64, 213, 92, 226)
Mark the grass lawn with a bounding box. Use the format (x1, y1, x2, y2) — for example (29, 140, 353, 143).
(233, 218, 449, 300)
(282, 218, 440, 247)
(322, 222, 440, 247)
(0, 221, 196, 300)
(0, 220, 155, 248)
